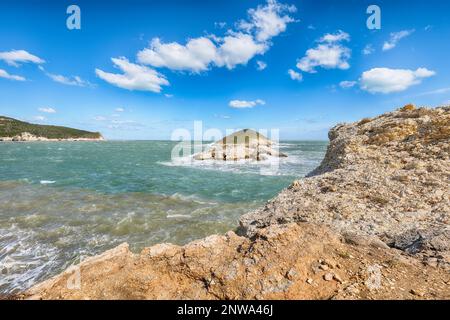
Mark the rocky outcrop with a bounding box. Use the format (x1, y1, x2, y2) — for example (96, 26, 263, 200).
(24, 105, 450, 300)
(23, 223, 450, 300)
(194, 129, 287, 161)
(239, 105, 449, 267)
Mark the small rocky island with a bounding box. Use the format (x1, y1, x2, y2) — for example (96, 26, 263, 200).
(20, 105, 450, 300)
(194, 129, 287, 161)
(0, 116, 104, 141)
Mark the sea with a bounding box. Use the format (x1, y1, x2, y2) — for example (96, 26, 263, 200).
(0, 140, 327, 294)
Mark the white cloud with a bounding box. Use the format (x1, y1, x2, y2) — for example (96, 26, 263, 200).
(0, 68, 25, 81)
(362, 44, 374, 55)
(296, 31, 351, 73)
(39, 66, 93, 87)
(382, 29, 414, 51)
(34, 115, 46, 121)
(49, 74, 92, 87)
(96, 57, 169, 93)
(288, 69, 302, 81)
(136, 1, 295, 73)
(256, 60, 267, 70)
(215, 33, 267, 69)
(215, 22, 227, 29)
(297, 45, 350, 73)
(115, 107, 125, 112)
(360, 67, 435, 94)
(339, 80, 357, 89)
(94, 116, 107, 121)
(318, 30, 350, 43)
(164, 93, 174, 98)
(239, 0, 296, 42)
(38, 107, 56, 113)
(0, 50, 44, 67)
(137, 37, 217, 72)
(229, 99, 266, 108)
(417, 87, 450, 96)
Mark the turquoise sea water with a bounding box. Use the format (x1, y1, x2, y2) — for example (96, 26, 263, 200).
(0, 140, 327, 294)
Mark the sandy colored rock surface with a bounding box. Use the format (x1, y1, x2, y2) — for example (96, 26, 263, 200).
(240, 105, 450, 268)
(24, 105, 450, 300)
(23, 223, 450, 300)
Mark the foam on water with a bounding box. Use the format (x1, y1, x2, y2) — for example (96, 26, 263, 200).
(0, 140, 327, 293)
(40, 180, 56, 185)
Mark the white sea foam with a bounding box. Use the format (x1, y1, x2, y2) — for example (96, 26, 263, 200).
(40, 180, 56, 185)
(158, 151, 313, 177)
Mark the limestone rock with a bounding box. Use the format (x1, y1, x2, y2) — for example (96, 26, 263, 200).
(194, 129, 287, 161)
(239, 106, 450, 267)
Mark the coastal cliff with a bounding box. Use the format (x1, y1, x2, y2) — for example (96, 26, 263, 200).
(24, 105, 450, 300)
(0, 116, 104, 141)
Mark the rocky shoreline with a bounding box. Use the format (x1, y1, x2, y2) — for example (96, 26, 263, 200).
(0, 132, 105, 142)
(22, 105, 450, 300)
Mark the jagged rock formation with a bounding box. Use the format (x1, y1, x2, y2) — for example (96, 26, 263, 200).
(23, 105, 450, 300)
(194, 129, 286, 161)
(239, 105, 449, 267)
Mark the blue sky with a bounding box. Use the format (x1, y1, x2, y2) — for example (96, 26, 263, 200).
(1, 0, 450, 140)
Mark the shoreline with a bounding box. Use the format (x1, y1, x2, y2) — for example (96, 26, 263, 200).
(14, 105, 450, 299)
(0, 139, 105, 142)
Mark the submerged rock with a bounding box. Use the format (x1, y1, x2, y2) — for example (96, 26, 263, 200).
(193, 129, 287, 161)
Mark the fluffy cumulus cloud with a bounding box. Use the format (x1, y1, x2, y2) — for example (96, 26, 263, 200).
(238, 0, 296, 42)
(38, 107, 56, 113)
(214, 33, 267, 69)
(229, 99, 266, 108)
(49, 74, 92, 87)
(382, 30, 415, 51)
(95, 57, 169, 93)
(0, 49, 44, 67)
(137, 37, 217, 72)
(360, 67, 435, 94)
(296, 30, 351, 74)
(288, 69, 302, 81)
(0, 68, 25, 81)
(97, 1, 295, 92)
(135, 0, 295, 74)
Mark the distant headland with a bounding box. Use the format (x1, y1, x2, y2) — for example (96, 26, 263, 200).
(0, 116, 104, 141)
